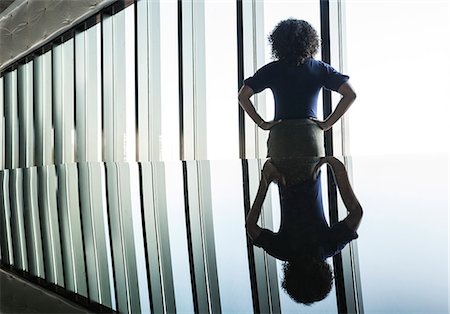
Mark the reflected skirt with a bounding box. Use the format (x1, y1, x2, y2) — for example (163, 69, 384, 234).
(267, 118, 325, 159)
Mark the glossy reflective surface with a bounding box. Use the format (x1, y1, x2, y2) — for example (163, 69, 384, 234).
(0, 155, 447, 313)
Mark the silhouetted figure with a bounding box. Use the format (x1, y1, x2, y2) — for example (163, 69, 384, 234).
(238, 19, 356, 158)
(245, 158, 363, 305)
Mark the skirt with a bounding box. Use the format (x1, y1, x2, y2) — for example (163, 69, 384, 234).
(267, 118, 325, 158)
(267, 119, 325, 183)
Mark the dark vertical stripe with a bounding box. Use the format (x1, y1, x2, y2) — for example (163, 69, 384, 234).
(236, 0, 246, 159)
(137, 162, 155, 314)
(55, 166, 67, 289)
(36, 168, 48, 280)
(100, 11, 108, 163)
(103, 163, 118, 311)
(17, 66, 24, 167)
(51, 43, 67, 288)
(134, 1, 140, 161)
(181, 161, 199, 313)
(178, 0, 185, 160)
(76, 163, 91, 299)
(241, 159, 260, 313)
(320, 1, 347, 313)
(320, 0, 333, 145)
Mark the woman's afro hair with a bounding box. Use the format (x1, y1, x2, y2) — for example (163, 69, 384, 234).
(268, 19, 320, 66)
(281, 257, 334, 305)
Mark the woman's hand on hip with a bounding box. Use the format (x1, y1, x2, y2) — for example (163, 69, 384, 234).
(309, 118, 331, 131)
(258, 119, 282, 130)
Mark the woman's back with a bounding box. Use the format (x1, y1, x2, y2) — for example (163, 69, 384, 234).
(243, 58, 349, 120)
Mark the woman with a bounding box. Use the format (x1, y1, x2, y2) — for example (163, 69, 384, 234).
(238, 19, 356, 158)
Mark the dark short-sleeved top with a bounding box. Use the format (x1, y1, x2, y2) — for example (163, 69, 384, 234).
(253, 174, 358, 261)
(243, 58, 349, 120)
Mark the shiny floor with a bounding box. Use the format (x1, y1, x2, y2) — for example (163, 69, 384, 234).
(0, 267, 91, 313)
(0, 154, 448, 313)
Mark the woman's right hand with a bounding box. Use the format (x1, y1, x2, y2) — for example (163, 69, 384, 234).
(258, 119, 282, 130)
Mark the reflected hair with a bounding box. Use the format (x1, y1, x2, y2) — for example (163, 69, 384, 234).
(268, 19, 320, 65)
(281, 257, 333, 305)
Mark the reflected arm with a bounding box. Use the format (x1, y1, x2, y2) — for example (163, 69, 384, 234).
(320, 157, 363, 231)
(245, 159, 285, 240)
(245, 174, 269, 241)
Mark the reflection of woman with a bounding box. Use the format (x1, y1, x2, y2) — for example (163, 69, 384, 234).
(245, 158, 363, 304)
(238, 19, 356, 157)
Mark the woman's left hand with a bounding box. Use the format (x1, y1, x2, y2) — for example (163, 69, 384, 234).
(309, 118, 331, 131)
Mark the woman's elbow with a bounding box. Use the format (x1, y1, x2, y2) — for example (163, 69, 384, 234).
(343, 90, 356, 101)
(338, 82, 356, 100)
(238, 85, 254, 102)
(238, 92, 250, 103)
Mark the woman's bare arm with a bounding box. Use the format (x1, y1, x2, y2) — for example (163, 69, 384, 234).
(245, 175, 269, 240)
(238, 85, 282, 130)
(245, 160, 285, 240)
(313, 82, 357, 131)
(318, 156, 363, 231)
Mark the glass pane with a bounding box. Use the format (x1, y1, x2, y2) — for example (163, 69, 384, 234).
(160, 0, 180, 161)
(345, 1, 450, 155)
(205, 0, 239, 160)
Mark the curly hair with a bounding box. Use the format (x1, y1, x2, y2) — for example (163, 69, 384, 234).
(268, 19, 320, 66)
(281, 257, 333, 305)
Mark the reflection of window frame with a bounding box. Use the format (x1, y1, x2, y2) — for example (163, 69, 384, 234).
(182, 160, 221, 313)
(241, 158, 281, 314)
(139, 161, 176, 313)
(0, 171, 14, 265)
(104, 162, 143, 313)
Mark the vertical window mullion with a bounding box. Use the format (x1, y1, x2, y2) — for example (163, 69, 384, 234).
(0, 78, 7, 264)
(136, 2, 177, 313)
(180, 0, 207, 160)
(20, 61, 45, 279)
(136, 0, 163, 162)
(104, 6, 142, 314)
(5, 70, 18, 170)
(55, 37, 89, 297)
(240, 0, 266, 159)
(239, 1, 280, 312)
(2, 72, 16, 267)
(77, 22, 116, 306)
(35, 51, 65, 286)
